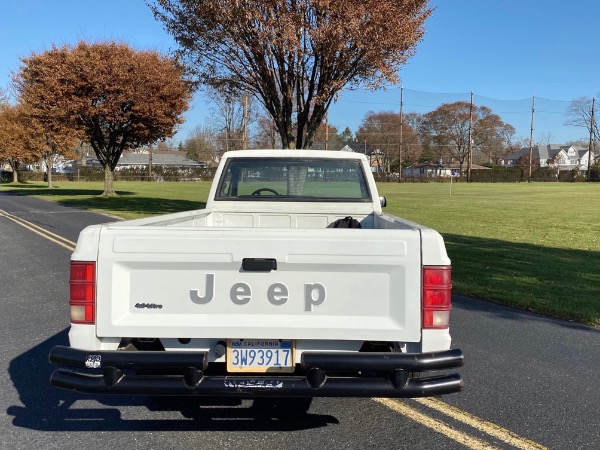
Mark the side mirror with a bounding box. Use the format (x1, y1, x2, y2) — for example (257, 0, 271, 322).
(380, 196, 387, 208)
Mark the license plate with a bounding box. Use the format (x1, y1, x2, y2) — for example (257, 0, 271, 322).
(226, 339, 294, 373)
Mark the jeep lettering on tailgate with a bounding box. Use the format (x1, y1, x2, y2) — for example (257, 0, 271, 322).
(189, 273, 326, 311)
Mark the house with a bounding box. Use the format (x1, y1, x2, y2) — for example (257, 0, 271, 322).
(501, 145, 594, 171)
(115, 150, 207, 169)
(402, 162, 490, 178)
(310, 140, 377, 154)
(83, 150, 206, 170)
(341, 143, 385, 172)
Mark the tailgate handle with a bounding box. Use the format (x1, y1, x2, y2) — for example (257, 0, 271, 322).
(242, 258, 277, 271)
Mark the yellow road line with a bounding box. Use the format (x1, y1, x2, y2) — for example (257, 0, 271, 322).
(0, 209, 77, 246)
(374, 398, 501, 449)
(414, 397, 548, 450)
(0, 209, 76, 252)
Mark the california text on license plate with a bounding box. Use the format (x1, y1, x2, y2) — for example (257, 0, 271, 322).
(226, 339, 294, 373)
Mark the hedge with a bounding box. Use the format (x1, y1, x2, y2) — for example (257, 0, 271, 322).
(2, 164, 598, 184)
(1, 166, 216, 183)
(374, 167, 596, 183)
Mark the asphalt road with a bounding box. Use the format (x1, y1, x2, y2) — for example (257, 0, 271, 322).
(1, 192, 598, 450)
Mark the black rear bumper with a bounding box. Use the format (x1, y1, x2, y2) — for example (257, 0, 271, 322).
(49, 346, 464, 398)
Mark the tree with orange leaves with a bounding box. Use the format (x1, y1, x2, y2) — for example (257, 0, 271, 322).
(419, 102, 514, 175)
(149, 0, 431, 150)
(15, 42, 192, 196)
(356, 111, 422, 171)
(0, 104, 42, 182)
(27, 113, 79, 188)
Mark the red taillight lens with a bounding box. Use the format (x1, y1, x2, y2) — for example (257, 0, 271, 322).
(422, 266, 452, 329)
(423, 267, 452, 287)
(70, 261, 96, 324)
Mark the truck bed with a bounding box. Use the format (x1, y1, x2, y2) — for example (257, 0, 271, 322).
(114, 208, 423, 230)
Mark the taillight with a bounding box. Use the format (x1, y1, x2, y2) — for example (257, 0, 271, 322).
(70, 261, 96, 324)
(422, 266, 452, 329)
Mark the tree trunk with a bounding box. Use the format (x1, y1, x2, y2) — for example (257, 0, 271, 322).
(12, 170, 18, 183)
(102, 165, 116, 197)
(46, 157, 53, 188)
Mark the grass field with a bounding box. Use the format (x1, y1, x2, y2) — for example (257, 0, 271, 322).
(378, 182, 600, 327)
(2, 180, 599, 327)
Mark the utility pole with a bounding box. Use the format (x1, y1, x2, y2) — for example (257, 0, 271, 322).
(242, 93, 248, 150)
(325, 111, 329, 150)
(467, 92, 473, 182)
(148, 143, 153, 181)
(587, 97, 595, 181)
(398, 85, 403, 182)
(528, 96, 535, 183)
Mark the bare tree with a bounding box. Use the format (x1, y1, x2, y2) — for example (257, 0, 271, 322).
(538, 131, 554, 147)
(184, 125, 219, 165)
(565, 96, 599, 178)
(149, 0, 431, 149)
(204, 86, 256, 153)
(565, 96, 599, 141)
(253, 114, 281, 149)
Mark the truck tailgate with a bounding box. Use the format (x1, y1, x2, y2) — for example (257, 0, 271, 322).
(96, 227, 422, 342)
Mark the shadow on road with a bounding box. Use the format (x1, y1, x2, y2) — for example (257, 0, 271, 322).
(7, 329, 338, 432)
(1, 188, 205, 218)
(453, 295, 600, 335)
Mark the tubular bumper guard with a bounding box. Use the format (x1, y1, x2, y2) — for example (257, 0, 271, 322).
(49, 346, 464, 398)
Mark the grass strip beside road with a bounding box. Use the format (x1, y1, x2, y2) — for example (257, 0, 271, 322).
(2, 181, 599, 327)
(0, 181, 211, 220)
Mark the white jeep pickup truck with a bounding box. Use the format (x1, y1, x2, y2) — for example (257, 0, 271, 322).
(50, 150, 463, 401)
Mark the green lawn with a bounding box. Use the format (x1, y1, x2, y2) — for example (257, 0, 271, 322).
(2, 180, 599, 327)
(378, 182, 600, 327)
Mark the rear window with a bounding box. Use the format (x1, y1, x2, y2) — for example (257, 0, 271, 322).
(216, 157, 371, 202)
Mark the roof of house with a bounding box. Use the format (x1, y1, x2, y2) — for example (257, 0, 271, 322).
(309, 141, 346, 151)
(309, 140, 377, 155)
(340, 141, 378, 155)
(504, 145, 588, 161)
(117, 151, 205, 167)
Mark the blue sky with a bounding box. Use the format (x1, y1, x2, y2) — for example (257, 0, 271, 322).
(1, 0, 598, 144)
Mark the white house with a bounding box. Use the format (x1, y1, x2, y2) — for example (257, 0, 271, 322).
(501, 145, 595, 171)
